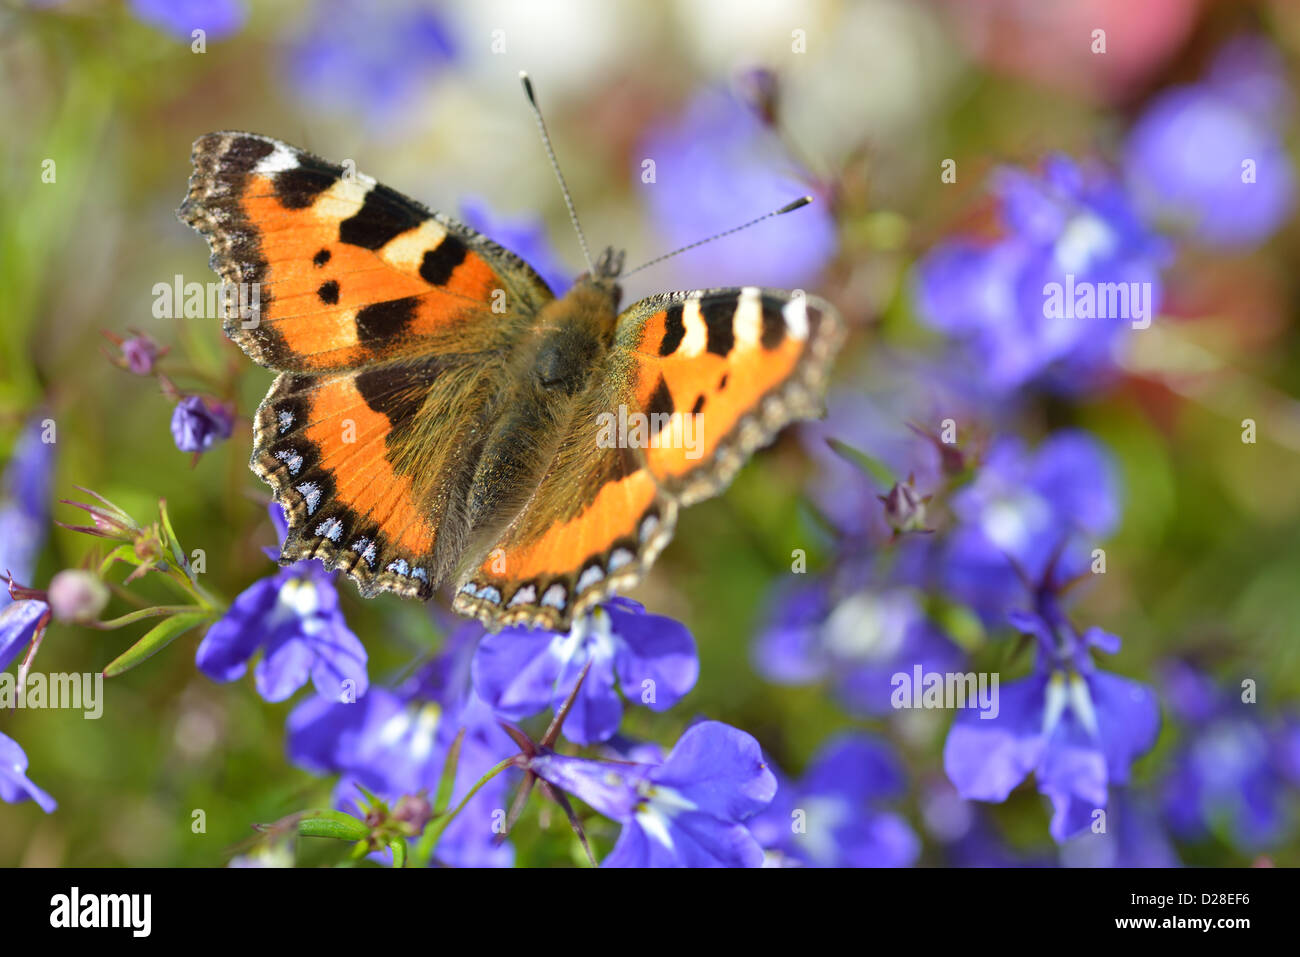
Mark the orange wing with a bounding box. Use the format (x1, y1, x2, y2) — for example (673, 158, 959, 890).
(180, 133, 551, 598)
(616, 287, 844, 504)
(180, 131, 553, 371)
(453, 368, 678, 631)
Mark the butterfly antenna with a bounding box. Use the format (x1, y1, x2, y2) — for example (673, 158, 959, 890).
(519, 71, 595, 275)
(622, 196, 813, 278)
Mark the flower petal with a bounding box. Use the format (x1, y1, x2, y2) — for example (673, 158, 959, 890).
(1088, 671, 1160, 783)
(0, 731, 56, 813)
(801, 734, 907, 804)
(651, 721, 777, 821)
(308, 618, 369, 702)
(553, 648, 623, 746)
(195, 577, 280, 682)
(0, 599, 48, 672)
(943, 674, 1049, 802)
(471, 625, 561, 720)
(610, 603, 699, 711)
(255, 635, 315, 702)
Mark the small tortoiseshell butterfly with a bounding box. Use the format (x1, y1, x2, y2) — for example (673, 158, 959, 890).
(179, 77, 843, 631)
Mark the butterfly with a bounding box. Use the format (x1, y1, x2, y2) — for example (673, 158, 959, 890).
(178, 89, 843, 633)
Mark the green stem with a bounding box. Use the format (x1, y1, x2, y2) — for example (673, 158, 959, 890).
(389, 838, 408, 869)
(411, 757, 515, 867)
(91, 604, 211, 629)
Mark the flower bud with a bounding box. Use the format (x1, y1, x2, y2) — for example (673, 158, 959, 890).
(392, 793, 433, 833)
(879, 478, 930, 534)
(46, 570, 109, 623)
(121, 336, 161, 375)
(171, 395, 235, 454)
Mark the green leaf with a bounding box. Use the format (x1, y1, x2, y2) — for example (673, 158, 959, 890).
(102, 611, 211, 677)
(826, 437, 895, 488)
(297, 810, 370, 842)
(97, 544, 138, 578)
(157, 499, 193, 582)
(433, 728, 465, 814)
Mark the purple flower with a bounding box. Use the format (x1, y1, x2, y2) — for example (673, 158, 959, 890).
(1125, 36, 1295, 249)
(288, 626, 516, 867)
(749, 735, 919, 867)
(528, 720, 776, 867)
(1060, 790, 1179, 868)
(170, 395, 234, 454)
(943, 590, 1159, 843)
(129, 0, 245, 41)
(0, 731, 56, 813)
(636, 88, 836, 291)
(472, 598, 698, 746)
(754, 579, 964, 718)
(459, 198, 573, 297)
(1159, 664, 1300, 852)
(0, 416, 56, 608)
(941, 429, 1119, 623)
(196, 505, 366, 703)
(284, 0, 457, 131)
(0, 599, 48, 672)
(915, 154, 1168, 394)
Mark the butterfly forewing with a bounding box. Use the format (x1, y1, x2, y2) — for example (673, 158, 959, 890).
(615, 286, 844, 504)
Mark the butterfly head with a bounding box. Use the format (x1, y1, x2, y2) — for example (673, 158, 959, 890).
(594, 245, 625, 280)
(571, 245, 624, 312)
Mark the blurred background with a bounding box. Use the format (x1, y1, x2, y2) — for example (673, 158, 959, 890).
(1, 0, 1298, 867)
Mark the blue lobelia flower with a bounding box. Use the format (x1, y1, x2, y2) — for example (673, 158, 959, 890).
(1125, 35, 1295, 249)
(288, 624, 517, 867)
(196, 505, 366, 703)
(0, 599, 50, 672)
(636, 88, 837, 291)
(749, 734, 920, 867)
(170, 395, 234, 454)
(1158, 661, 1300, 852)
(940, 429, 1119, 624)
(283, 0, 457, 131)
(472, 597, 698, 746)
(914, 154, 1168, 395)
(0, 416, 56, 609)
(528, 720, 776, 868)
(754, 579, 964, 718)
(459, 197, 574, 297)
(0, 730, 56, 813)
(943, 586, 1159, 844)
(129, 0, 246, 41)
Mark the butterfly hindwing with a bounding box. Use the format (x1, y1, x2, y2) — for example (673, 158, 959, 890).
(452, 366, 678, 631)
